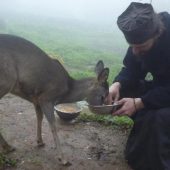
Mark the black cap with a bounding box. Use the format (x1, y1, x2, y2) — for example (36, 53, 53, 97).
(117, 2, 159, 44)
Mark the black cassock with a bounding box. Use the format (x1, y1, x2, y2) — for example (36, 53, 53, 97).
(114, 12, 170, 170)
(125, 108, 170, 170)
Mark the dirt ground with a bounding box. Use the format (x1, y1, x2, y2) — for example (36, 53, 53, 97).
(0, 94, 132, 170)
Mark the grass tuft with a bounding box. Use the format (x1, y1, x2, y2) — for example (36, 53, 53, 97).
(78, 112, 134, 129)
(0, 153, 17, 168)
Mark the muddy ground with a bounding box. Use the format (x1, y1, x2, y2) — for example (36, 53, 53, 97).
(0, 94, 132, 170)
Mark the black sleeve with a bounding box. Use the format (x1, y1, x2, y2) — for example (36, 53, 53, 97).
(141, 84, 170, 109)
(113, 47, 147, 90)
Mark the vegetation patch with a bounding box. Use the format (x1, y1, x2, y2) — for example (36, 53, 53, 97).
(79, 112, 134, 129)
(0, 153, 17, 168)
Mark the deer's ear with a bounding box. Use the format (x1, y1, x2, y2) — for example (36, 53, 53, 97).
(97, 68, 109, 83)
(95, 60, 104, 76)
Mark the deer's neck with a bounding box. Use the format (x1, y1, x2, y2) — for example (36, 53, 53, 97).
(61, 77, 95, 103)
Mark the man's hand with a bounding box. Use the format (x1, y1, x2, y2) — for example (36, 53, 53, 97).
(106, 82, 121, 104)
(113, 98, 144, 116)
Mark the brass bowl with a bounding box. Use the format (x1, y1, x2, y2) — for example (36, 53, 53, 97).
(54, 103, 82, 121)
(88, 103, 121, 115)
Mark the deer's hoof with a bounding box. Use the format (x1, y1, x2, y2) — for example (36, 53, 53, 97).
(58, 157, 72, 166)
(37, 141, 45, 147)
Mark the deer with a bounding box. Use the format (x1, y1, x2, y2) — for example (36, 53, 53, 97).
(0, 34, 109, 165)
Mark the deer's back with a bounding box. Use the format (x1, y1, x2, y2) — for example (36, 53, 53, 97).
(0, 34, 71, 100)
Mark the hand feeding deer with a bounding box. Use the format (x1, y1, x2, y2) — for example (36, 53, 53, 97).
(0, 34, 109, 165)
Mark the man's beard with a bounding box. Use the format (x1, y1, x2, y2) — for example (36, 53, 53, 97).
(134, 51, 149, 57)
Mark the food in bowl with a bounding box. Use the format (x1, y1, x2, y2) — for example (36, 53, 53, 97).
(56, 105, 78, 113)
(54, 103, 82, 121)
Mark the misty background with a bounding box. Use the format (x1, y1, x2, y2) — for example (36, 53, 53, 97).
(1, 0, 170, 23)
(0, 0, 169, 82)
(1, 0, 170, 25)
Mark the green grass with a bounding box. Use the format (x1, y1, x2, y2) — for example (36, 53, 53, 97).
(0, 14, 125, 83)
(79, 112, 133, 129)
(0, 153, 17, 168)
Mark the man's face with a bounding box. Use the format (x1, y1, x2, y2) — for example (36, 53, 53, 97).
(129, 37, 156, 56)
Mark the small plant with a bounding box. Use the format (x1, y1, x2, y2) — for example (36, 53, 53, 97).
(0, 153, 17, 168)
(78, 112, 133, 129)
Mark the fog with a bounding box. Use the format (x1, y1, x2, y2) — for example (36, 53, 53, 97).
(0, 0, 169, 70)
(0, 0, 169, 57)
(1, 0, 170, 25)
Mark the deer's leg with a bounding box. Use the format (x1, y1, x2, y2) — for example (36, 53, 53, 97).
(39, 101, 70, 165)
(0, 86, 15, 153)
(34, 104, 45, 147)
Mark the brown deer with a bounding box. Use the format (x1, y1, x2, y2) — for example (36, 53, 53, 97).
(0, 34, 109, 165)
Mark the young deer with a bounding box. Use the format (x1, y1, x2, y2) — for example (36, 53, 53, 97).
(0, 34, 109, 165)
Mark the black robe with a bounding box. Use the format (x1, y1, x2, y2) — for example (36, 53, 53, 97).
(114, 12, 170, 170)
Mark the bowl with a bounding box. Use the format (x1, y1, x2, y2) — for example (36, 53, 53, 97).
(54, 103, 82, 121)
(88, 103, 121, 115)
